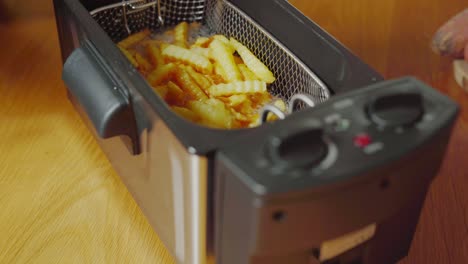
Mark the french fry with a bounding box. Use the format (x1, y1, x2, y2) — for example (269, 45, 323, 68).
(114, 23, 280, 129)
(188, 99, 234, 128)
(162, 45, 213, 74)
(147, 63, 177, 86)
(238, 64, 258, 81)
(153, 85, 168, 99)
(213, 62, 227, 82)
(208, 80, 267, 96)
(171, 106, 200, 122)
(212, 35, 235, 53)
(233, 56, 244, 64)
(146, 44, 165, 68)
(206, 74, 225, 85)
(273, 98, 287, 112)
(173, 67, 209, 101)
(190, 46, 212, 60)
(227, 94, 248, 107)
(174, 22, 189, 48)
(230, 37, 276, 83)
(118, 46, 139, 67)
(267, 98, 287, 121)
(135, 53, 153, 72)
(210, 39, 242, 82)
(193, 37, 211, 47)
(118, 29, 151, 49)
(184, 65, 213, 91)
(166, 81, 186, 105)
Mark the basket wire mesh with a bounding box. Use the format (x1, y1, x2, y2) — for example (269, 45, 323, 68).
(90, 0, 330, 115)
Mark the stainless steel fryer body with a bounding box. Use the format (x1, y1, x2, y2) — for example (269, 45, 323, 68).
(53, 0, 385, 263)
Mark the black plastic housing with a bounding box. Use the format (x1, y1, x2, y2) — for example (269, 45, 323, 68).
(214, 78, 459, 264)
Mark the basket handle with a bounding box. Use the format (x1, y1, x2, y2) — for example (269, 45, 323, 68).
(62, 43, 140, 154)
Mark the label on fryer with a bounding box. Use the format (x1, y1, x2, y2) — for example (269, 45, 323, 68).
(319, 223, 377, 262)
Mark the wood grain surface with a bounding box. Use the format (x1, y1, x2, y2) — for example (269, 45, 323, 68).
(0, 0, 467, 263)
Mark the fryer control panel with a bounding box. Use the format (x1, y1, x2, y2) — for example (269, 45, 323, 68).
(218, 77, 458, 194)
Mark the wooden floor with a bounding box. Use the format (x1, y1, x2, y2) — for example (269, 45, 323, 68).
(0, 0, 467, 263)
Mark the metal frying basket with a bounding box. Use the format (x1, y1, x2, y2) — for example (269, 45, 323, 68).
(90, 0, 330, 114)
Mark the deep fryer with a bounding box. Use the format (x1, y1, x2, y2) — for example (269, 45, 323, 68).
(53, 0, 459, 263)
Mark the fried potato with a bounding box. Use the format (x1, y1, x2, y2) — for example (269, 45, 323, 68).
(193, 37, 211, 47)
(184, 65, 213, 91)
(188, 99, 234, 129)
(233, 56, 244, 64)
(208, 80, 267, 96)
(153, 85, 168, 99)
(173, 67, 209, 101)
(118, 46, 139, 67)
(267, 98, 287, 121)
(212, 35, 235, 53)
(230, 37, 276, 83)
(118, 23, 279, 129)
(238, 64, 258, 81)
(135, 53, 153, 72)
(174, 21, 189, 48)
(118, 29, 151, 48)
(162, 45, 213, 74)
(166, 81, 186, 105)
(206, 74, 225, 85)
(146, 44, 165, 68)
(190, 46, 212, 60)
(171, 106, 199, 122)
(227, 94, 248, 107)
(147, 63, 177, 86)
(210, 39, 242, 82)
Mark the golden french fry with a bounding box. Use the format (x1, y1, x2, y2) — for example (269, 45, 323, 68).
(238, 64, 258, 81)
(233, 56, 244, 64)
(206, 74, 225, 85)
(266, 99, 287, 122)
(187, 98, 234, 128)
(118, 29, 151, 48)
(213, 62, 227, 82)
(146, 44, 165, 68)
(231, 110, 251, 122)
(227, 94, 248, 107)
(184, 65, 213, 91)
(208, 80, 267, 96)
(210, 39, 242, 82)
(171, 106, 200, 122)
(162, 45, 213, 74)
(174, 22, 189, 48)
(147, 63, 177, 86)
(153, 85, 168, 99)
(230, 37, 276, 83)
(193, 37, 211, 47)
(248, 114, 261, 128)
(118, 46, 139, 67)
(135, 53, 153, 72)
(212, 35, 235, 53)
(174, 67, 209, 101)
(166, 81, 186, 105)
(273, 98, 287, 111)
(190, 46, 213, 60)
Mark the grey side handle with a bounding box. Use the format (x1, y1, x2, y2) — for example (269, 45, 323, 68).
(62, 45, 140, 154)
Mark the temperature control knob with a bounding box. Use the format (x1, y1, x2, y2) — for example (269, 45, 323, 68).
(268, 127, 328, 169)
(368, 93, 424, 127)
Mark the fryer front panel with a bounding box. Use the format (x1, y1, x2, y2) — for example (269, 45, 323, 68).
(215, 78, 458, 264)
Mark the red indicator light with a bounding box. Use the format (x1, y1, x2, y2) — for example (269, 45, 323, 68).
(354, 133, 372, 148)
